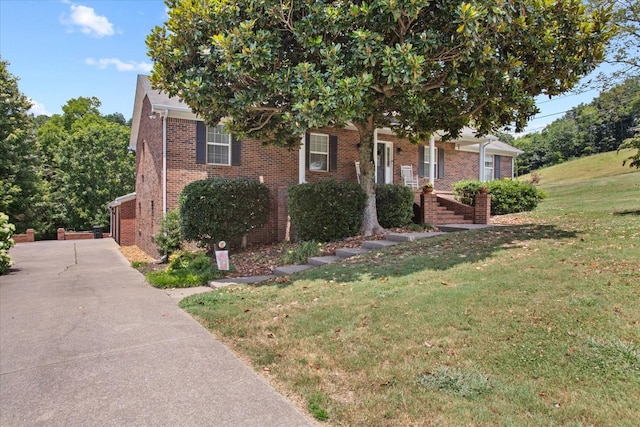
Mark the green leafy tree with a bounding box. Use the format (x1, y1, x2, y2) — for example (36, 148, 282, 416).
(585, 0, 639, 89)
(0, 58, 44, 233)
(619, 133, 640, 168)
(148, 0, 612, 235)
(36, 97, 135, 232)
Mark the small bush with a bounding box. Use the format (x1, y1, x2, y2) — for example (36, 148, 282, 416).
(277, 241, 323, 265)
(146, 250, 226, 288)
(376, 184, 415, 228)
(179, 178, 270, 250)
(453, 179, 545, 215)
(452, 180, 484, 206)
(155, 209, 182, 257)
(1, 213, 16, 274)
(288, 180, 366, 241)
(486, 179, 546, 215)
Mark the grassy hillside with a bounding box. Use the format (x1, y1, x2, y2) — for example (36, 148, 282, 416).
(181, 156, 640, 426)
(524, 148, 637, 187)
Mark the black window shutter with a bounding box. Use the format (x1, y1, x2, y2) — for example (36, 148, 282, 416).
(231, 135, 241, 166)
(494, 155, 501, 179)
(196, 122, 206, 164)
(418, 146, 425, 177)
(305, 132, 310, 169)
(329, 135, 338, 172)
(438, 147, 445, 178)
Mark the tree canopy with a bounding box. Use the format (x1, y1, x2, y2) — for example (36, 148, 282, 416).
(514, 76, 640, 173)
(0, 58, 43, 232)
(148, 0, 612, 235)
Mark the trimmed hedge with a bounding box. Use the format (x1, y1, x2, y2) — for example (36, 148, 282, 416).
(376, 184, 415, 228)
(288, 180, 366, 241)
(452, 179, 545, 215)
(179, 178, 270, 250)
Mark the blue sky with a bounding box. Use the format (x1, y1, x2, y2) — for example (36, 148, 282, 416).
(0, 0, 601, 134)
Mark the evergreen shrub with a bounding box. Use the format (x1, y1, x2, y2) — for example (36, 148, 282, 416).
(179, 178, 270, 250)
(376, 184, 415, 228)
(288, 180, 366, 241)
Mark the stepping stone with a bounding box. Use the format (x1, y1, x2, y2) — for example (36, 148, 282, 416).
(438, 224, 493, 232)
(273, 264, 315, 276)
(361, 240, 398, 249)
(307, 255, 342, 266)
(335, 247, 370, 258)
(209, 275, 275, 287)
(385, 232, 447, 242)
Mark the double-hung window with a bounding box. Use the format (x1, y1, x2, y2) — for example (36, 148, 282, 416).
(309, 133, 329, 171)
(206, 124, 232, 165)
(423, 146, 439, 178)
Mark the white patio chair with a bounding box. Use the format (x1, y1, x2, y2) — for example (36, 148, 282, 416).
(400, 165, 419, 189)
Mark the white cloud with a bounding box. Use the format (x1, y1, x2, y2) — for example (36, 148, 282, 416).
(61, 4, 114, 38)
(85, 58, 153, 73)
(27, 99, 51, 116)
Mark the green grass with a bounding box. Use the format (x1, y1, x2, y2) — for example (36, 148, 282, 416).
(180, 152, 640, 426)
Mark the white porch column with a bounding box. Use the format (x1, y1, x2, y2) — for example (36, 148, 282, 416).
(428, 135, 436, 185)
(479, 141, 488, 182)
(298, 133, 306, 184)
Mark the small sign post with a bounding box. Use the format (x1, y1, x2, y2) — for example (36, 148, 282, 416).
(215, 240, 229, 271)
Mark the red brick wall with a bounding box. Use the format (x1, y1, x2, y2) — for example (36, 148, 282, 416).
(119, 198, 136, 246)
(134, 97, 165, 258)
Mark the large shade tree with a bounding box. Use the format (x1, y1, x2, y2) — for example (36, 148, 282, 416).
(148, 0, 612, 235)
(0, 58, 43, 233)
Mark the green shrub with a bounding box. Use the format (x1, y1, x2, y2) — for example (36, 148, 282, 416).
(1, 212, 16, 274)
(179, 178, 270, 250)
(452, 179, 545, 215)
(146, 250, 227, 288)
(452, 180, 484, 206)
(486, 179, 546, 215)
(278, 241, 323, 265)
(376, 184, 415, 228)
(155, 209, 182, 257)
(288, 180, 366, 241)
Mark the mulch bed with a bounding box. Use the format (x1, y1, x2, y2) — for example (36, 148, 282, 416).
(120, 228, 412, 278)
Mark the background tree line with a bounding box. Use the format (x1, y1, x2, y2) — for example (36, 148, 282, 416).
(1, 58, 135, 237)
(512, 76, 640, 175)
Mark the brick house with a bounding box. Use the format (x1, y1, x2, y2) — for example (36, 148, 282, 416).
(127, 75, 522, 258)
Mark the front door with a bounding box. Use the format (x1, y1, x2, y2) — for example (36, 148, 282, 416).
(376, 141, 393, 184)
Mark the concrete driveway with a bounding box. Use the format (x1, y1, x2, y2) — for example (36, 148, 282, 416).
(0, 239, 313, 426)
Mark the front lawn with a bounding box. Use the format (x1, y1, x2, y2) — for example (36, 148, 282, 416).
(179, 156, 640, 425)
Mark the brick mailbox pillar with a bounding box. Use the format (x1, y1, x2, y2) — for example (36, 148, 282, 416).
(420, 190, 438, 225)
(57, 228, 66, 240)
(474, 188, 491, 225)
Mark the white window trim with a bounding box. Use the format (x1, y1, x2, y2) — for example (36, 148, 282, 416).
(484, 154, 495, 182)
(206, 124, 232, 166)
(424, 146, 438, 178)
(309, 133, 329, 172)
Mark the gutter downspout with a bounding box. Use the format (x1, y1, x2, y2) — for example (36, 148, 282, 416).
(373, 128, 378, 182)
(162, 109, 168, 215)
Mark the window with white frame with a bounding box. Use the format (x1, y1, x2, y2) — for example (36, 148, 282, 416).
(309, 133, 329, 171)
(484, 155, 494, 181)
(423, 146, 438, 178)
(206, 124, 232, 165)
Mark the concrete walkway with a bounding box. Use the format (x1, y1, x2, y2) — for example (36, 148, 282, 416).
(0, 239, 313, 427)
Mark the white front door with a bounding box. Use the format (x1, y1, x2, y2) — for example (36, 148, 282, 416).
(375, 141, 393, 184)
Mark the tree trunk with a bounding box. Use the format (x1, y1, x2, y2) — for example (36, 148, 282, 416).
(354, 117, 385, 236)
